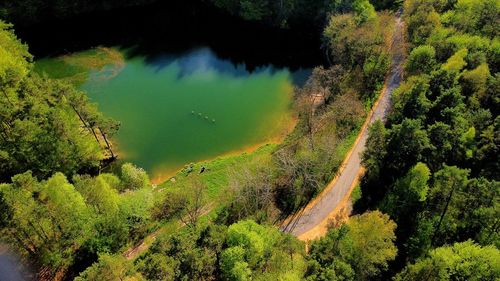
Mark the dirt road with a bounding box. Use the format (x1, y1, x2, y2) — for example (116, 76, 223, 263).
(281, 14, 405, 240)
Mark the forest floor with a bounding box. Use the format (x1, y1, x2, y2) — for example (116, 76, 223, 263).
(281, 13, 406, 241)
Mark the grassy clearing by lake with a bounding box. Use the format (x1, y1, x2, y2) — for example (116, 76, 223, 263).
(158, 143, 276, 202)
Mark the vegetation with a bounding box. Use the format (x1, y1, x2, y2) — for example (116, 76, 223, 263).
(1, 0, 498, 280)
(306, 211, 397, 281)
(395, 241, 500, 281)
(358, 0, 500, 278)
(0, 22, 118, 182)
(210, 0, 382, 27)
(0, 167, 155, 274)
(0, 0, 401, 28)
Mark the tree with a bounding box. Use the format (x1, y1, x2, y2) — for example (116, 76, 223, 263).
(152, 189, 187, 221)
(220, 246, 251, 281)
(443, 0, 499, 38)
(137, 224, 225, 281)
(0, 172, 94, 269)
(305, 258, 354, 281)
(221, 220, 305, 280)
(370, 0, 402, 10)
(362, 120, 387, 179)
(121, 163, 150, 190)
(180, 178, 207, 227)
(390, 76, 432, 123)
(0, 20, 116, 181)
(382, 163, 430, 224)
(359, 120, 388, 208)
(405, 45, 437, 75)
(385, 118, 430, 176)
(73, 174, 120, 215)
(475, 117, 500, 179)
(75, 254, 144, 281)
(352, 0, 376, 23)
(405, 0, 443, 46)
(119, 186, 154, 241)
(307, 211, 397, 280)
(363, 53, 390, 95)
(239, 0, 268, 21)
(346, 211, 398, 279)
(135, 253, 177, 281)
(442, 48, 468, 73)
(395, 241, 500, 281)
(73, 174, 129, 253)
(461, 63, 490, 106)
(428, 165, 470, 245)
(222, 166, 276, 224)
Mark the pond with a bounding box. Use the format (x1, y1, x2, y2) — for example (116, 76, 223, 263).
(18, 0, 323, 181)
(81, 48, 297, 181)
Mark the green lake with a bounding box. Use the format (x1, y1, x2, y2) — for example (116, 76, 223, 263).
(78, 48, 296, 181)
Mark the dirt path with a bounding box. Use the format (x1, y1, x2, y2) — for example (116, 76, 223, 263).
(281, 14, 405, 241)
(123, 203, 214, 260)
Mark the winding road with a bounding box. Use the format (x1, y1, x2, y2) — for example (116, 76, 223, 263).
(281, 14, 405, 241)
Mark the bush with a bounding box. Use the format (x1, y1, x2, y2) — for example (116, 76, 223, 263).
(121, 163, 150, 190)
(405, 45, 437, 75)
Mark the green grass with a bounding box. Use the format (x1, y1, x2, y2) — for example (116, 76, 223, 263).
(158, 143, 277, 206)
(350, 184, 362, 206)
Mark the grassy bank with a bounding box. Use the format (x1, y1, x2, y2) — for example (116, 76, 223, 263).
(158, 143, 276, 203)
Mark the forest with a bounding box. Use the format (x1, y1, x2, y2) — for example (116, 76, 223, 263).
(0, 0, 498, 280)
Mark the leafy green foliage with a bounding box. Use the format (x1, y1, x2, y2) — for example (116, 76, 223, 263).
(0, 172, 93, 268)
(75, 253, 144, 281)
(210, 0, 378, 27)
(136, 221, 306, 281)
(442, 48, 468, 72)
(0, 20, 118, 181)
(395, 241, 500, 280)
(405, 0, 442, 46)
(121, 163, 151, 191)
(441, 0, 499, 38)
(0, 170, 154, 275)
(352, 0, 376, 23)
(306, 211, 397, 280)
(360, 0, 500, 277)
(406, 45, 437, 75)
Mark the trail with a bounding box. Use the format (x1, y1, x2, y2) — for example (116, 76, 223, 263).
(281, 13, 405, 241)
(123, 203, 214, 260)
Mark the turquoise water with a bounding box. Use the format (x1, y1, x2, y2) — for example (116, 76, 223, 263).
(82, 48, 295, 181)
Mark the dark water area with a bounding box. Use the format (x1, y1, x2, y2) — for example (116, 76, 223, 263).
(0, 245, 33, 281)
(15, 0, 325, 72)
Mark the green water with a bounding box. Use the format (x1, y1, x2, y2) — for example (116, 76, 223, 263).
(80, 49, 294, 181)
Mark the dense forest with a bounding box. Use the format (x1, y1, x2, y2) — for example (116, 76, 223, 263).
(0, 0, 498, 280)
(1, 0, 398, 27)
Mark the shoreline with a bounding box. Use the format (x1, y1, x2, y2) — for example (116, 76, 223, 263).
(150, 123, 296, 184)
